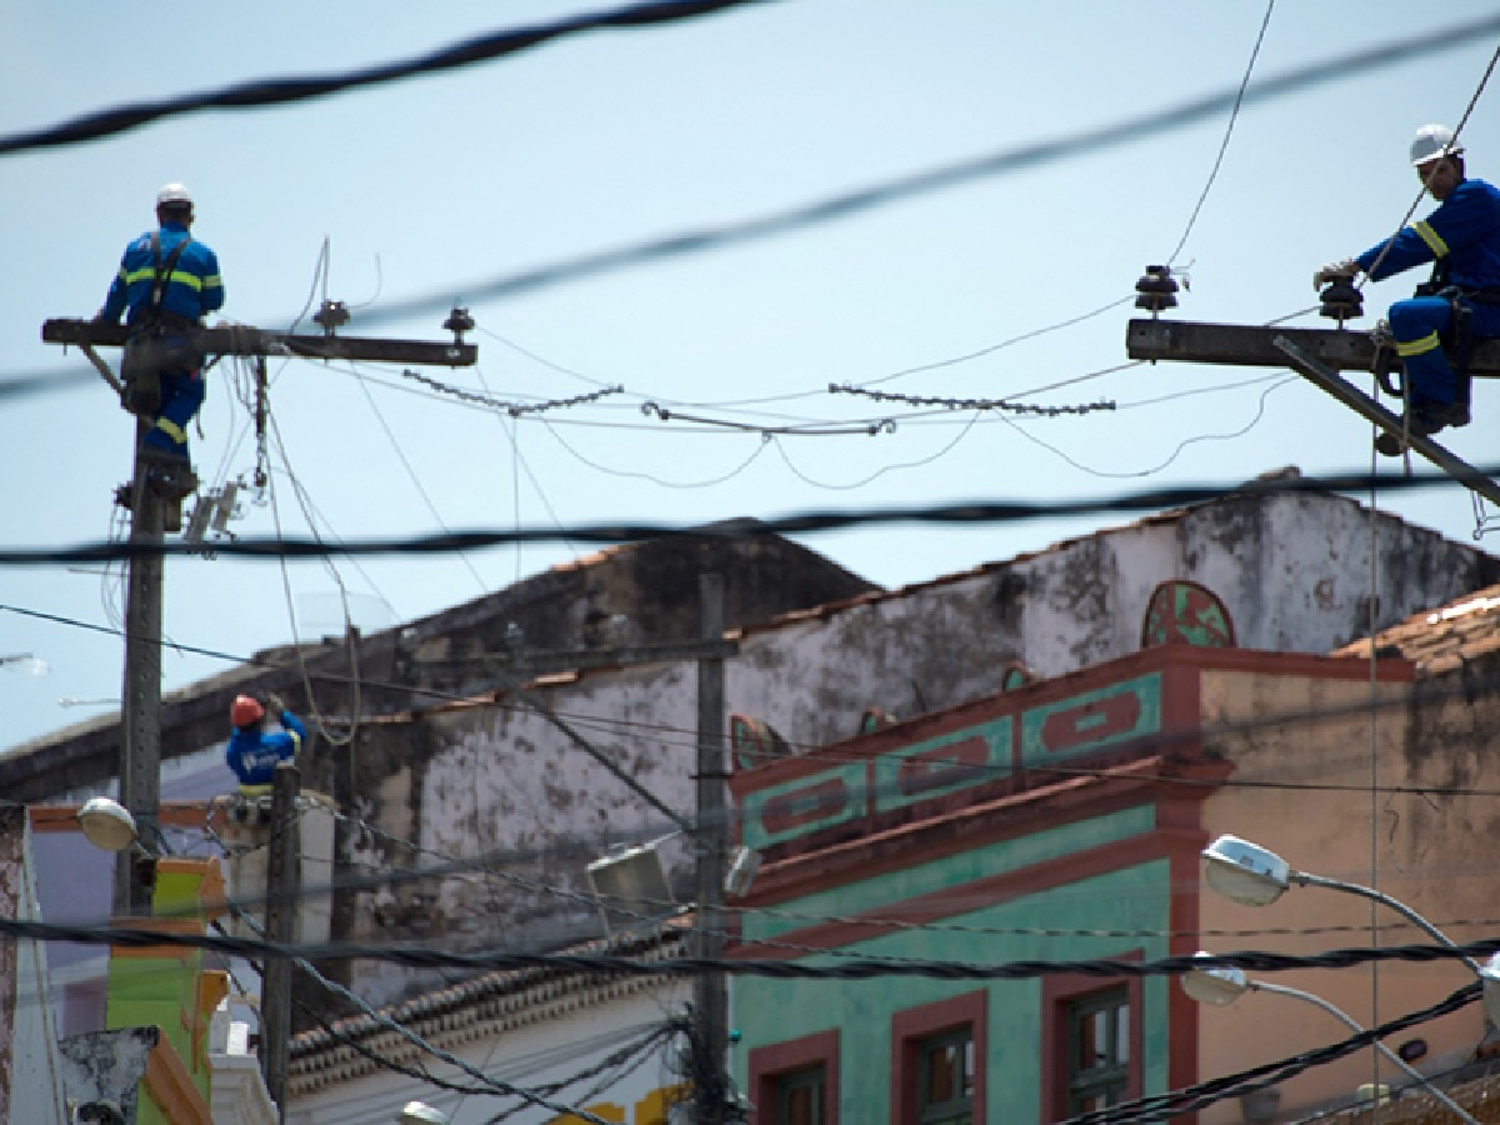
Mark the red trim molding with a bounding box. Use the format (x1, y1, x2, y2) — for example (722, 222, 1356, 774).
(1039, 952, 1143, 1123)
(748, 1028, 840, 1125)
(890, 991, 988, 1125)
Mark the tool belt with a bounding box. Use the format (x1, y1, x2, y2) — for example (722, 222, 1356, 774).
(1372, 284, 1500, 404)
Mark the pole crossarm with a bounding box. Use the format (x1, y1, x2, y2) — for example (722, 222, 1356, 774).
(1126, 317, 1500, 377)
(1271, 336, 1500, 509)
(42, 317, 476, 367)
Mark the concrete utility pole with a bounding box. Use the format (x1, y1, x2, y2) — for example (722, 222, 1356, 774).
(693, 573, 730, 1125)
(41, 315, 478, 918)
(1125, 316, 1500, 507)
(261, 762, 301, 1122)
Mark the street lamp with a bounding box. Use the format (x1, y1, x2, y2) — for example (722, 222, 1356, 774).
(77, 797, 140, 853)
(1202, 835, 1485, 975)
(398, 1102, 449, 1124)
(0, 652, 50, 676)
(1182, 953, 1479, 1124)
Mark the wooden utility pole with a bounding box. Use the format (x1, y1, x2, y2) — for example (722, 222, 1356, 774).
(1126, 316, 1500, 505)
(40, 314, 477, 922)
(261, 761, 301, 1122)
(693, 573, 730, 1125)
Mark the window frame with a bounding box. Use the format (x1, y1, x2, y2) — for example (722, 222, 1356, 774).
(1040, 952, 1144, 1121)
(891, 990, 988, 1125)
(749, 1028, 839, 1125)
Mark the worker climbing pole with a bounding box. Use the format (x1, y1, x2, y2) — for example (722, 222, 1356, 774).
(43, 183, 479, 915)
(1125, 123, 1500, 510)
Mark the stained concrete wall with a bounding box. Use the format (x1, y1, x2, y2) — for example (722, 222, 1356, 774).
(0, 807, 71, 1124)
(1194, 662, 1495, 1123)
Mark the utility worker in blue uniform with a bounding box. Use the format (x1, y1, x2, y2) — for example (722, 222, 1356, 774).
(225, 693, 307, 795)
(96, 183, 225, 465)
(1315, 125, 1500, 456)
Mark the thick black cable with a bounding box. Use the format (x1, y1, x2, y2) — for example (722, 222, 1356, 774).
(5, 916, 1500, 979)
(1063, 982, 1481, 1125)
(358, 14, 1500, 322)
(0, 0, 777, 158)
(0, 465, 1489, 564)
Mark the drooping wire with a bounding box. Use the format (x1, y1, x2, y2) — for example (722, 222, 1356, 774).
(1164, 0, 1277, 267)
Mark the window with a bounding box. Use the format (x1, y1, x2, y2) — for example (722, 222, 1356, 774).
(776, 1065, 827, 1125)
(1041, 962, 1142, 1121)
(892, 991, 987, 1125)
(917, 1028, 974, 1124)
(1065, 988, 1130, 1113)
(750, 1029, 839, 1125)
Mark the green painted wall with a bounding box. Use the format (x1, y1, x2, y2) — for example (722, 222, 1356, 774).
(734, 808, 1173, 1123)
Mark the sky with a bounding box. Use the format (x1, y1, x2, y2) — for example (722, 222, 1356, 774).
(2, 0, 1499, 753)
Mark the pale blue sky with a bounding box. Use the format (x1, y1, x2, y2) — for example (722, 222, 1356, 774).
(3, 0, 1498, 750)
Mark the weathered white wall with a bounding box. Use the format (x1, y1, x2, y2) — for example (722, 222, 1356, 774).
(0, 810, 71, 1124)
(347, 492, 1497, 1008)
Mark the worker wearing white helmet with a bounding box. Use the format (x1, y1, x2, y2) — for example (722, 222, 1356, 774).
(1314, 125, 1500, 455)
(96, 182, 225, 468)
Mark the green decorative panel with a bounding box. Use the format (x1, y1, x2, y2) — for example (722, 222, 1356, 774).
(874, 718, 1012, 814)
(741, 760, 868, 850)
(1020, 673, 1161, 767)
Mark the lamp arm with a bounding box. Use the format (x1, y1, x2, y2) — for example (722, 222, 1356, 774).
(1294, 871, 1484, 975)
(1251, 981, 1478, 1124)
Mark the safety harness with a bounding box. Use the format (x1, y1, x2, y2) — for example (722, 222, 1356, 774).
(120, 233, 202, 416)
(1372, 255, 1500, 415)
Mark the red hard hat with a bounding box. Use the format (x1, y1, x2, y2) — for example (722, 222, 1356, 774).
(230, 694, 265, 728)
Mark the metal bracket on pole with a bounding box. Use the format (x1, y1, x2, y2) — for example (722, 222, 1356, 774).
(1273, 335, 1500, 510)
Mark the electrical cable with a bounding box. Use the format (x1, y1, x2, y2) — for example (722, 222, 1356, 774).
(4, 461, 1490, 563)
(349, 14, 1500, 323)
(0, 0, 780, 157)
(1163, 0, 1276, 267)
(1061, 983, 1481, 1125)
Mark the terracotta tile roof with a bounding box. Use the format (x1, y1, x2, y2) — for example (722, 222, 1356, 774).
(1333, 584, 1500, 676)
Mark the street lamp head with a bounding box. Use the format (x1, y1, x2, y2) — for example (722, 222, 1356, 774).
(1181, 951, 1251, 1007)
(1202, 834, 1292, 907)
(398, 1102, 449, 1125)
(77, 797, 138, 853)
(1480, 954, 1500, 1027)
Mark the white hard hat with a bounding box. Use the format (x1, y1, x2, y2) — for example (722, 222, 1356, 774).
(156, 182, 193, 207)
(1410, 124, 1463, 167)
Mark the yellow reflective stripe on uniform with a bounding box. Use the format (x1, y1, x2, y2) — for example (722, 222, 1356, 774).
(1414, 221, 1449, 258)
(123, 266, 157, 286)
(155, 418, 187, 442)
(1396, 331, 1443, 358)
(287, 729, 302, 753)
(167, 270, 204, 291)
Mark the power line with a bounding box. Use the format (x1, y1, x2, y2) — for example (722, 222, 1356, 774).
(0, 464, 1488, 563)
(5, 915, 1500, 980)
(357, 14, 1500, 322)
(0, 0, 779, 158)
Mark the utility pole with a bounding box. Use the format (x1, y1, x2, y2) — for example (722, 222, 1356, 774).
(1125, 315, 1500, 506)
(693, 573, 729, 1125)
(261, 761, 301, 1123)
(39, 315, 477, 915)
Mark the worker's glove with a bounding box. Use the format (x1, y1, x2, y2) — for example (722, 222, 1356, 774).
(265, 692, 288, 716)
(1313, 259, 1358, 291)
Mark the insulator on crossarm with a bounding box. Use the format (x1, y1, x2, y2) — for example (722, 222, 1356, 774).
(1318, 275, 1363, 326)
(1134, 265, 1179, 317)
(444, 306, 475, 345)
(313, 300, 350, 335)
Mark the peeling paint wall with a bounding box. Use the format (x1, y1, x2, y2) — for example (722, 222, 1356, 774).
(0, 807, 71, 1124)
(334, 492, 1499, 1008)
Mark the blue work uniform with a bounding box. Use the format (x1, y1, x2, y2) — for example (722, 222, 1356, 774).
(99, 222, 225, 460)
(225, 709, 307, 792)
(1355, 178, 1500, 411)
